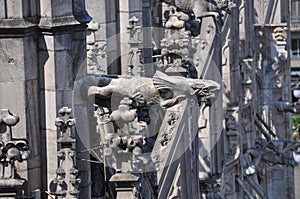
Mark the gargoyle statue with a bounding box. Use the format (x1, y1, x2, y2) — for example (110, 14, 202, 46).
(160, 0, 235, 18)
(88, 71, 220, 109)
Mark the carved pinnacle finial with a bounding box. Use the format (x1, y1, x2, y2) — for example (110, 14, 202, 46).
(55, 107, 76, 138)
(0, 109, 30, 185)
(50, 107, 80, 198)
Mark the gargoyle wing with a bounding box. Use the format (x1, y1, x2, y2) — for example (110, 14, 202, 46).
(153, 71, 195, 108)
(153, 71, 178, 91)
(153, 71, 194, 95)
(160, 0, 194, 14)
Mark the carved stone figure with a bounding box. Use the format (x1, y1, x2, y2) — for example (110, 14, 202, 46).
(88, 71, 220, 110)
(127, 16, 142, 43)
(164, 6, 189, 29)
(87, 42, 107, 73)
(273, 27, 287, 42)
(160, 0, 235, 18)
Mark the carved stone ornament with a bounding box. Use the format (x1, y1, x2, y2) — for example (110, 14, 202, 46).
(240, 58, 253, 107)
(272, 27, 287, 42)
(164, 6, 189, 29)
(88, 71, 220, 110)
(200, 179, 221, 198)
(127, 16, 142, 44)
(243, 138, 298, 179)
(221, 106, 241, 197)
(126, 48, 144, 76)
(0, 109, 30, 186)
(50, 107, 81, 198)
(93, 95, 153, 173)
(87, 42, 107, 73)
(225, 106, 240, 162)
(88, 70, 214, 175)
(221, 165, 238, 196)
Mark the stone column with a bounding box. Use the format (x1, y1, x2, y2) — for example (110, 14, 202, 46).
(49, 107, 81, 199)
(0, 1, 41, 197)
(38, 0, 90, 197)
(126, 16, 142, 76)
(119, 0, 132, 74)
(142, 0, 154, 77)
(119, 0, 150, 75)
(86, 0, 109, 75)
(196, 15, 222, 177)
(250, 1, 293, 198)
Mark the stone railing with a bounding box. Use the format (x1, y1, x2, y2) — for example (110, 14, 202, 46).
(290, 22, 300, 31)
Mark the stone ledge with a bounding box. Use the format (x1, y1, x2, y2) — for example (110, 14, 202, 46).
(0, 15, 88, 36)
(0, 178, 25, 187)
(0, 17, 39, 28)
(39, 15, 81, 29)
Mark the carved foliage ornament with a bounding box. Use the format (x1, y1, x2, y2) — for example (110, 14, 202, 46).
(272, 27, 287, 42)
(0, 109, 30, 180)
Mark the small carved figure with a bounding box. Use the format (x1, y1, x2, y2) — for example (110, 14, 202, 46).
(69, 167, 81, 195)
(87, 42, 107, 72)
(164, 6, 189, 29)
(127, 16, 142, 43)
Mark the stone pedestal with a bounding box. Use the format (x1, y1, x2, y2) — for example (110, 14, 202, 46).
(0, 190, 17, 199)
(110, 173, 139, 199)
(0, 180, 25, 199)
(0, 179, 25, 199)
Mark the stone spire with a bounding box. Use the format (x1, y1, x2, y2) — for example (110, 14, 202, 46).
(49, 107, 81, 198)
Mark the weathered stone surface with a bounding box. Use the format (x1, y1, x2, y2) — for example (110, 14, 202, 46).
(49, 107, 81, 199)
(0, 39, 25, 81)
(0, 0, 5, 19)
(0, 0, 295, 198)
